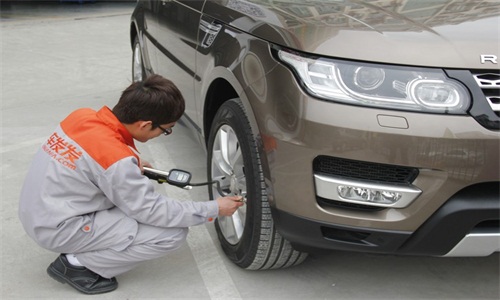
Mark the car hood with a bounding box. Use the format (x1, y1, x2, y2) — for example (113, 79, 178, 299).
(205, 0, 500, 69)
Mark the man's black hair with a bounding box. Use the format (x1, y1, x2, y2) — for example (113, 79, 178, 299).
(113, 74, 185, 126)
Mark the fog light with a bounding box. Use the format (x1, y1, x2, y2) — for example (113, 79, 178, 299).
(338, 185, 402, 205)
(314, 174, 422, 208)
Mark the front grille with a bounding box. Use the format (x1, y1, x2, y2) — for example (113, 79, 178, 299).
(472, 70, 500, 118)
(313, 156, 418, 185)
(447, 69, 499, 130)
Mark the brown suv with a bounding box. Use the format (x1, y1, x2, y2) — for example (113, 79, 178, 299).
(130, 0, 500, 270)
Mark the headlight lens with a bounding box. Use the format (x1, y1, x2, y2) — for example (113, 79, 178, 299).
(278, 50, 470, 114)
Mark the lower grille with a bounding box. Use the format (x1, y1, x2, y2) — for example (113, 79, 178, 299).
(313, 155, 418, 185)
(317, 196, 384, 211)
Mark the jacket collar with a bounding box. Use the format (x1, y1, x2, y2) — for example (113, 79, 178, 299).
(97, 106, 138, 152)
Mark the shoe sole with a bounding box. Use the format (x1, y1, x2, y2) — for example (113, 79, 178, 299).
(47, 263, 118, 295)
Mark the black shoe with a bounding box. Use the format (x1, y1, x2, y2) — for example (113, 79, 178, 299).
(47, 254, 118, 295)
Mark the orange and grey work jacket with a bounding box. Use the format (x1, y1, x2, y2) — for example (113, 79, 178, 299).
(18, 106, 218, 254)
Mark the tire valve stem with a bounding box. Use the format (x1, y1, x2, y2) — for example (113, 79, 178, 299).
(239, 191, 247, 203)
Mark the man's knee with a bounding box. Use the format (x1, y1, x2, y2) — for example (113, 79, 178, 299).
(172, 227, 189, 243)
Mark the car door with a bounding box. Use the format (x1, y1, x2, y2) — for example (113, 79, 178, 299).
(155, 0, 204, 120)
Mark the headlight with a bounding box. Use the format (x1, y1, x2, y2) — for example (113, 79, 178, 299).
(278, 50, 470, 114)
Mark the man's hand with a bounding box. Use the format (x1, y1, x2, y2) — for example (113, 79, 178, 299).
(217, 196, 245, 216)
(140, 159, 153, 173)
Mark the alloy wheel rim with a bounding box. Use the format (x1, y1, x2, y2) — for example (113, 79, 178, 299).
(211, 124, 247, 245)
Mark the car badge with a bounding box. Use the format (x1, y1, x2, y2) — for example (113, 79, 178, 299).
(480, 54, 498, 64)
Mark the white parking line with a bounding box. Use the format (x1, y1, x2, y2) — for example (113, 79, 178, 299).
(185, 220, 243, 300)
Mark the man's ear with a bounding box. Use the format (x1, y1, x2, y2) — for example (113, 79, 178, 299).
(138, 120, 153, 130)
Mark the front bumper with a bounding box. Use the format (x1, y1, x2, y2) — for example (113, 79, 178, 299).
(272, 182, 500, 256)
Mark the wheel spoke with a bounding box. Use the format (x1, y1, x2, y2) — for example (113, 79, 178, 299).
(229, 147, 242, 170)
(226, 130, 240, 168)
(232, 211, 244, 238)
(219, 214, 238, 241)
(213, 127, 233, 176)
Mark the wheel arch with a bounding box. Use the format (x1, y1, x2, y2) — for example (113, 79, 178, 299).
(203, 78, 238, 144)
(130, 22, 138, 51)
(130, 8, 154, 79)
(202, 69, 260, 147)
(130, 7, 143, 51)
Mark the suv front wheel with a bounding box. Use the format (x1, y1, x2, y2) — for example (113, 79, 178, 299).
(207, 98, 308, 270)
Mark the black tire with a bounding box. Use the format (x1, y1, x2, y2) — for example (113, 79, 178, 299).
(132, 36, 145, 82)
(207, 99, 307, 270)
